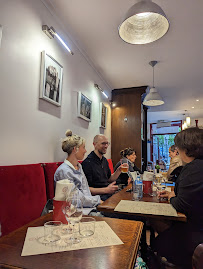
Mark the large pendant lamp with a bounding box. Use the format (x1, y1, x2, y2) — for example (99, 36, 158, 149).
(143, 61, 164, 106)
(118, 0, 170, 45)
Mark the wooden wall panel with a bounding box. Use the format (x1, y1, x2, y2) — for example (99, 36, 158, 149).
(111, 87, 147, 169)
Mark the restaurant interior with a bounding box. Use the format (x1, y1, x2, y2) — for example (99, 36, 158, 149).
(0, 0, 203, 269)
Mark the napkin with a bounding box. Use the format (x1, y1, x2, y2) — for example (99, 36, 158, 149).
(55, 179, 74, 201)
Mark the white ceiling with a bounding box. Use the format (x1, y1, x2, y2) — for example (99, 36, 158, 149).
(46, 0, 203, 122)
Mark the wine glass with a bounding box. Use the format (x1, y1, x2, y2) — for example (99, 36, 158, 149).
(63, 198, 83, 244)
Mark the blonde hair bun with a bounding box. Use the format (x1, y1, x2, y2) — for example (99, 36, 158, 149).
(65, 130, 72, 137)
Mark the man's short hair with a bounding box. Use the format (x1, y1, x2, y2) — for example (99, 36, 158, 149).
(93, 134, 106, 144)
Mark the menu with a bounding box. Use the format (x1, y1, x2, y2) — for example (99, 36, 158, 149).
(21, 221, 123, 256)
(115, 200, 178, 217)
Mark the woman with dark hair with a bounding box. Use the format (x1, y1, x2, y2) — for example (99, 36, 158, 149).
(152, 127, 203, 268)
(114, 148, 142, 186)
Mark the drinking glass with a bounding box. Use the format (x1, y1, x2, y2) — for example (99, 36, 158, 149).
(38, 221, 62, 245)
(79, 217, 96, 237)
(120, 159, 129, 173)
(63, 198, 83, 244)
(156, 176, 167, 200)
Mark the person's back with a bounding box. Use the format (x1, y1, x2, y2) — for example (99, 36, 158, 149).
(152, 127, 203, 269)
(172, 157, 203, 226)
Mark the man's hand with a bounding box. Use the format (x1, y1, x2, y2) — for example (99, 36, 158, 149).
(127, 177, 132, 185)
(157, 190, 169, 199)
(115, 165, 122, 174)
(106, 181, 118, 194)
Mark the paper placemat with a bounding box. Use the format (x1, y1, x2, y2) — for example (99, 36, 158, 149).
(114, 200, 178, 217)
(21, 221, 123, 256)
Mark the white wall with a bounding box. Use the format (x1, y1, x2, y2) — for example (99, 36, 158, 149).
(190, 118, 203, 128)
(0, 0, 111, 165)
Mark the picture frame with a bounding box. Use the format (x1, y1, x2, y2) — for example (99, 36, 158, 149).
(100, 102, 107, 128)
(77, 92, 92, 122)
(40, 51, 63, 106)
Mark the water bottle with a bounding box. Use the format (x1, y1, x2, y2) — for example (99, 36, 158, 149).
(132, 172, 143, 200)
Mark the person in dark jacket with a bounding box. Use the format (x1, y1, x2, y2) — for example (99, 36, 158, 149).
(114, 148, 142, 186)
(152, 127, 203, 269)
(82, 134, 122, 201)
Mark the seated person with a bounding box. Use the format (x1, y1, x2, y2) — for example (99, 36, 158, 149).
(114, 148, 142, 187)
(82, 134, 121, 201)
(167, 145, 183, 180)
(54, 130, 101, 215)
(152, 127, 203, 269)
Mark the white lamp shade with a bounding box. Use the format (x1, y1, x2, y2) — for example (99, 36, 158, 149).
(118, 0, 169, 45)
(143, 87, 164, 106)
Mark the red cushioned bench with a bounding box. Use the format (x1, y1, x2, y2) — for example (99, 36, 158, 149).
(43, 159, 114, 201)
(0, 159, 114, 237)
(0, 164, 47, 236)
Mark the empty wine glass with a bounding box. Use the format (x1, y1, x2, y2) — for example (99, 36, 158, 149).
(63, 198, 83, 244)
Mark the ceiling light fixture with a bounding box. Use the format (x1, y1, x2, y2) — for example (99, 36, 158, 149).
(94, 84, 109, 99)
(196, 99, 199, 102)
(143, 61, 164, 106)
(182, 111, 191, 130)
(118, 0, 170, 45)
(42, 25, 73, 55)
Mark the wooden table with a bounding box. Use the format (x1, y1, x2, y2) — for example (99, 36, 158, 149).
(97, 184, 187, 222)
(0, 213, 143, 269)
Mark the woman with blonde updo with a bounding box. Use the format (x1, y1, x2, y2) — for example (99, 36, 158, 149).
(54, 130, 101, 215)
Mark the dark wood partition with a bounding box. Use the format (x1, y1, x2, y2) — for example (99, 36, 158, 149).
(111, 86, 147, 169)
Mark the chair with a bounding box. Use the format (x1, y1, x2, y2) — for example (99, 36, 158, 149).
(192, 243, 203, 269)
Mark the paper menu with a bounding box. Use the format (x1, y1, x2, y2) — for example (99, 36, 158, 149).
(21, 221, 123, 256)
(114, 200, 178, 217)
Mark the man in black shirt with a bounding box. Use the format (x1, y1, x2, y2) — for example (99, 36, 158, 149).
(82, 134, 121, 200)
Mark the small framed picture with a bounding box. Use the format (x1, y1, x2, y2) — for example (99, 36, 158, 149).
(39, 51, 63, 106)
(77, 92, 92, 121)
(100, 102, 107, 128)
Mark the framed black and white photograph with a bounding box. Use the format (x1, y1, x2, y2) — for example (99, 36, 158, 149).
(77, 92, 92, 121)
(100, 102, 107, 128)
(40, 51, 63, 106)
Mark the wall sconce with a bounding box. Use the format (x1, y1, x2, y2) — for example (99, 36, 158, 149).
(94, 84, 109, 99)
(42, 25, 74, 55)
(124, 116, 128, 122)
(111, 102, 116, 108)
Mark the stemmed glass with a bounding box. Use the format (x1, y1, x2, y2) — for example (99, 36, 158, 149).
(63, 198, 83, 244)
